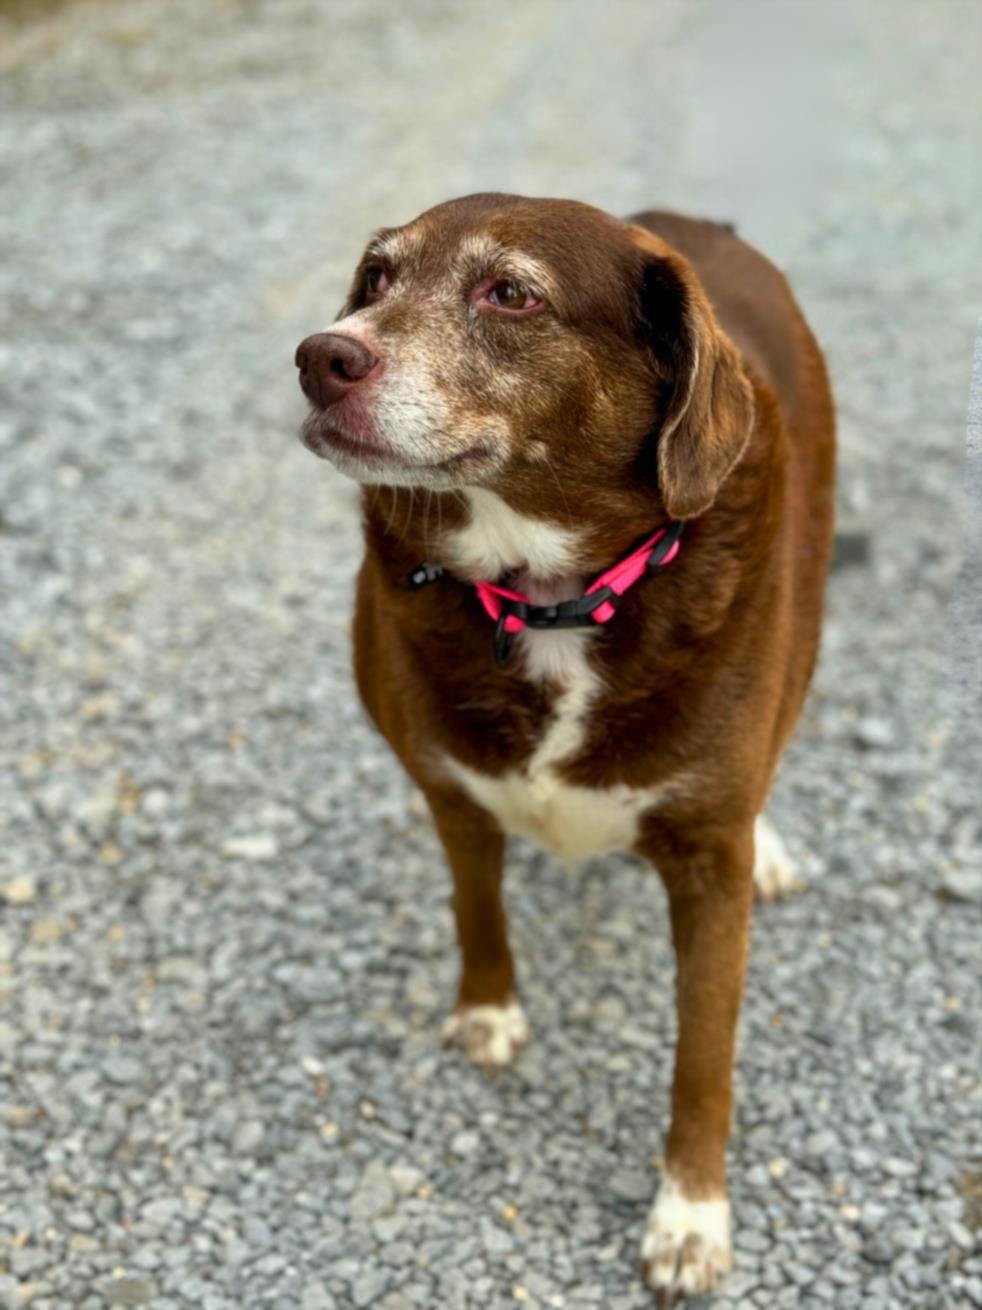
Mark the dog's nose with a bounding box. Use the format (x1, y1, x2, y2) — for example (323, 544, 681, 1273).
(295, 332, 379, 407)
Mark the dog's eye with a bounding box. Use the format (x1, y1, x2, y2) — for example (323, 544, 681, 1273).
(364, 266, 390, 297)
(487, 280, 540, 312)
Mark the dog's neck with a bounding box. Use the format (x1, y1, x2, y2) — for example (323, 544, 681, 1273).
(440, 487, 585, 596)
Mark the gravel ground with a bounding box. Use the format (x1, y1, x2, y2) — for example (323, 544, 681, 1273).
(1, 2, 980, 1308)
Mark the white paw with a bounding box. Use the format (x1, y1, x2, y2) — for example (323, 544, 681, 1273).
(640, 1176, 732, 1304)
(442, 1000, 530, 1071)
(753, 814, 801, 901)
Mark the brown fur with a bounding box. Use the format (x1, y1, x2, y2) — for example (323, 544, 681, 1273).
(295, 193, 836, 1299)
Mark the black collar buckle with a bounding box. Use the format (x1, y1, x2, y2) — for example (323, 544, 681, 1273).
(490, 586, 621, 666)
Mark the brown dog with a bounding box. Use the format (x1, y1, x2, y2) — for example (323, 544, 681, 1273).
(295, 194, 835, 1303)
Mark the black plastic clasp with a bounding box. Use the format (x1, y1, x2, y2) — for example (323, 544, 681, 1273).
(492, 615, 514, 666)
(491, 588, 619, 664)
(523, 587, 620, 629)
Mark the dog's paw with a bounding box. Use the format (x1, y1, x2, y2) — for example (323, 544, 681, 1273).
(753, 814, 802, 901)
(640, 1177, 732, 1304)
(442, 1000, 530, 1071)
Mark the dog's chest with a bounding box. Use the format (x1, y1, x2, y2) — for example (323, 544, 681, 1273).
(445, 629, 657, 862)
(440, 490, 664, 862)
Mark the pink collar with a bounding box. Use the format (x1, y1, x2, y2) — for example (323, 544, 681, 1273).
(410, 520, 684, 665)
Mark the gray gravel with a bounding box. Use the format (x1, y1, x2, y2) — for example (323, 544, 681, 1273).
(1, 2, 980, 1308)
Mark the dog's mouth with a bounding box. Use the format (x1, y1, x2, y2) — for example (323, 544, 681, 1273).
(300, 411, 495, 484)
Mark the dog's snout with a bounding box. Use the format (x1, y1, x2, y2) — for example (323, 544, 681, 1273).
(295, 332, 379, 407)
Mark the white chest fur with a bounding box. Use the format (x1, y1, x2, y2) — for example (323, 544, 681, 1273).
(441, 491, 667, 863)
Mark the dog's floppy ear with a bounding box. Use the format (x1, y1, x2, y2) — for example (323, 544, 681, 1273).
(634, 236, 755, 520)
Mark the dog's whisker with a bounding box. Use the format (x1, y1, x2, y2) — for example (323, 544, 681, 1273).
(384, 487, 400, 537)
(423, 488, 433, 558)
(397, 487, 415, 547)
(542, 449, 574, 525)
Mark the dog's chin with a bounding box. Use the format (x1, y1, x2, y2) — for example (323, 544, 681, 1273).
(299, 414, 499, 490)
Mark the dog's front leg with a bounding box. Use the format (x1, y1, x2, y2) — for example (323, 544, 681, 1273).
(638, 823, 754, 1304)
(423, 786, 529, 1072)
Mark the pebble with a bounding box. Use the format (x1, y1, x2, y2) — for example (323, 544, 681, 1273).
(221, 834, 279, 861)
(351, 1268, 390, 1307)
(2, 876, 36, 905)
(608, 1169, 653, 1203)
(102, 1054, 144, 1085)
(232, 1119, 265, 1154)
(300, 1284, 336, 1310)
(106, 1280, 159, 1307)
(141, 1198, 183, 1228)
(450, 1130, 481, 1157)
(350, 1162, 397, 1222)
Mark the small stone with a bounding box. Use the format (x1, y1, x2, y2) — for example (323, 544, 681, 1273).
(221, 834, 278, 861)
(300, 1284, 335, 1310)
(78, 692, 119, 721)
(141, 1197, 182, 1227)
(389, 1164, 423, 1196)
(5, 1105, 38, 1127)
(372, 1214, 406, 1243)
(863, 1235, 894, 1265)
(882, 1157, 917, 1178)
(949, 1221, 975, 1251)
(940, 869, 982, 903)
(29, 919, 63, 944)
(725, 1273, 760, 1298)
(608, 1169, 653, 1202)
(482, 1221, 514, 1254)
(853, 716, 895, 750)
(10, 1251, 49, 1278)
(106, 1280, 159, 1307)
(99, 841, 125, 867)
(379, 1296, 413, 1310)
(233, 1120, 265, 1154)
(103, 1053, 144, 1085)
(2, 876, 36, 904)
(450, 1129, 480, 1157)
(736, 1229, 771, 1254)
(141, 787, 171, 816)
(350, 1161, 396, 1222)
(351, 1269, 388, 1307)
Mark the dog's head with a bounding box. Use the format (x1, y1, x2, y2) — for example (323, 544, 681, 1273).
(296, 194, 753, 524)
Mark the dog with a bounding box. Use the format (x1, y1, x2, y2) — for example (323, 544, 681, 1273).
(295, 193, 835, 1303)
